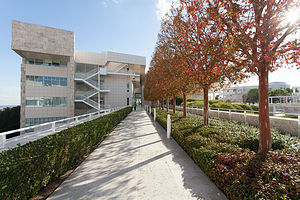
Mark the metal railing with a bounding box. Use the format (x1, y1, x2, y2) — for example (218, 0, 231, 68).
(75, 89, 98, 100)
(0, 106, 129, 152)
(155, 105, 300, 136)
(174, 105, 300, 117)
(75, 68, 107, 79)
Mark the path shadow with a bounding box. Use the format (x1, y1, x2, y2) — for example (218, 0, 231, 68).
(48, 110, 227, 200)
(145, 111, 228, 200)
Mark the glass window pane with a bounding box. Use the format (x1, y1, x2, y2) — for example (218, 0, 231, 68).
(35, 59, 43, 65)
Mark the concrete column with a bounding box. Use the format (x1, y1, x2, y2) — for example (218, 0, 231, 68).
(167, 114, 171, 139)
(298, 115, 300, 137)
(0, 135, 5, 148)
(51, 122, 56, 132)
(98, 66, 100, 110)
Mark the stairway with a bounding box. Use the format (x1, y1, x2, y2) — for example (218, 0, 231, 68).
(75, 67, 110, 112)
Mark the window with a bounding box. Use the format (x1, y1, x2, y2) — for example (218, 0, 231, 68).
(127, 83, 130, 92)
(127, 97, 129, 105)
(25, 116, 66, 127)
(26, 97, 67, 107)
(26, 76, 67, 87)
(35, 59, 43, 65)
(25, 99, 37, 106)
(26, 58, 67, 68)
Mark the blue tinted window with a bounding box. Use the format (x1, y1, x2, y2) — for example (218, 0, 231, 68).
(25, 116, 66, 127)
(26, 58, 67, 68)
(26, 97, 67, 107)
(26, 76, 67, 87)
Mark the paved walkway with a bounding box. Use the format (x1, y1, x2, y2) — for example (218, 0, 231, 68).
(48, 110, 227, 200)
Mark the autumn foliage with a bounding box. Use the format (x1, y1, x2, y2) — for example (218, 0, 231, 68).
(145, 0, 300, 153)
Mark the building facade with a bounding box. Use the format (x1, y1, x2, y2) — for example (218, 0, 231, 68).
(222, 82, 291, 103)
(11, 21, 145, 128)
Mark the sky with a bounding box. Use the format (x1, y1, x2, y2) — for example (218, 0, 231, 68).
(0, 0, 299, 105)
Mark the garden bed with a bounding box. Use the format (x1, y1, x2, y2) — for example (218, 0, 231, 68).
(153, 109, 299, 199)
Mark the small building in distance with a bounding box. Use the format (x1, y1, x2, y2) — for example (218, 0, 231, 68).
(221, 82, 291, 103)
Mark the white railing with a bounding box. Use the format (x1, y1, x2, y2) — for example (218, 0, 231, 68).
(173, 105, 300, 137)
(75, 89, 98, 100)
(174, 105, 300, 117)
(75, 68, 107, 80)
(0, 106, 129, 152)
(75, 68, 99, 79)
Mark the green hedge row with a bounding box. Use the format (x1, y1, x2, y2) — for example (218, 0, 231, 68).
(153, 109, 299, 199)
(184, 99, 259, 111)
(0, 107, 132, 200)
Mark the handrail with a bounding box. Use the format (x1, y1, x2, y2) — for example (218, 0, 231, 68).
(175, 105, 300, 116)
(0, 106, 130, 150)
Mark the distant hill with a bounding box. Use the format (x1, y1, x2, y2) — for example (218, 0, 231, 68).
(0, 105, 17, 110)
(0, 106, 20, 138)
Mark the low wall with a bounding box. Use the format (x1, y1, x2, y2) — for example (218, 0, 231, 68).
(175, 107, 299, 137)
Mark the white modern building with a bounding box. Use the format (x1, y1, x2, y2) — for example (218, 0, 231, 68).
(222, 82, 291, 103)
(11, 20, 145, 128)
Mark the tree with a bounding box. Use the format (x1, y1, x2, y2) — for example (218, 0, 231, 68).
(165, 0, 245, 125)
(157, 15, 196, 117)
(285, 88, 292, 94)
(243, 88, 259, 104)
(223, 0, 300, 153)
(270, 88, 290, 96)
(0, 106, 20, 139)
(269, 88, 290, 103)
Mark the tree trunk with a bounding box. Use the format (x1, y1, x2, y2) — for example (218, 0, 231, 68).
(173, 95, 176, 114)
(258, 67, 272, 153)
(183, 93, 186, 118)
(166, 97, 169, 112)
(161, 99, 164, 110)
(203, 87, 209, 126)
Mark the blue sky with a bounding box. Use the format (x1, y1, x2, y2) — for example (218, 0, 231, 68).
(0, 0, 299, 105)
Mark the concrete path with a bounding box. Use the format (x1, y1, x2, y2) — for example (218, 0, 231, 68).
(48, 110, 227, 200)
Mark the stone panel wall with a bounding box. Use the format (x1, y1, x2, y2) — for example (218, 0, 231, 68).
(12, 20, 74, 57)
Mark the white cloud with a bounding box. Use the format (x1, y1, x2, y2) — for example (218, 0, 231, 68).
(101, 0, 119, 7)
(0, 86, 20, 106)
(101, 1, 108, 7)
(155, 0, 178, 20)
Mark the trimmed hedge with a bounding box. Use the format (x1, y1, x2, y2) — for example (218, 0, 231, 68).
(0, 107, 132, 199)
(183, 99, 259, 112)
(153, 109, 300, 199)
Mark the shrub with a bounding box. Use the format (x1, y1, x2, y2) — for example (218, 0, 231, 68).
(0, 107, 132, 200)
(175, 96, 183, 105)
(212, 102, 235, 110)
(236, 104, 253, 111)
(209, 100, 220, 105)
(250, 105, 259, 111)
(282, 115, 298, 119)
(154, 109, 300, 200)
